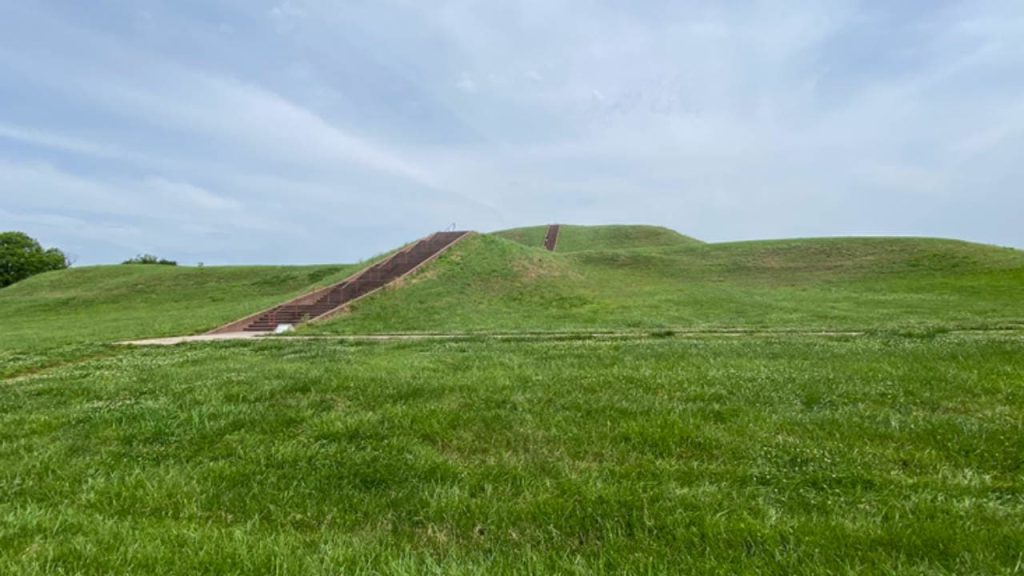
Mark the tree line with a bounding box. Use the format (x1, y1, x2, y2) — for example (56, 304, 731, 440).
(0, 231, 176, 288)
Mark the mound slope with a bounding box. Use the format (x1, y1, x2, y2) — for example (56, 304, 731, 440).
(306, 230, 1024, 335)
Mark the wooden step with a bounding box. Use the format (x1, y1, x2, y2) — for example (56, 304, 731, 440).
(210, 231, 471, 333)
(544, 224, 560, 251)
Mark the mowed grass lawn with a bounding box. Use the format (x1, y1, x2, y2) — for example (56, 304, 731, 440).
(2, 335, 1022, 574)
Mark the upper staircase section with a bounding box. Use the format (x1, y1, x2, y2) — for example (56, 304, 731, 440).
(544, 225, 560, 251)
(210, 231, 470, 333)
(494, 225, 703, 253)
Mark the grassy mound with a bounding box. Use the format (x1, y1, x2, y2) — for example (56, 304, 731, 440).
(3, 227, 1022, 364)
(494, 224, 702, 252)
(307, 233, 1024, 335)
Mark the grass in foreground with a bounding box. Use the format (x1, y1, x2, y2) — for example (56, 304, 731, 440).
(1, 335, 1022, 574)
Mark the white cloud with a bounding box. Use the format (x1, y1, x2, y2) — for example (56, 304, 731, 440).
(456, 75, 477, 93)
(268, 1, 307, 32)
(0, 123, 130, 160)
(86, 68, 437, 187)
(144, 178, 243, 212)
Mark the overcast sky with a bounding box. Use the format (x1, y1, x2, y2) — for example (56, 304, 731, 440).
(1, 1, 1022, 265)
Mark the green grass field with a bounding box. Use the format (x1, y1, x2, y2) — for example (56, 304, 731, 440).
(1, 225, 1022, 574)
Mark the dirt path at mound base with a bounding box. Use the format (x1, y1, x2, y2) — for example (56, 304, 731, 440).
(119, 328, 1024, 346)
(120, 332, 265, 346)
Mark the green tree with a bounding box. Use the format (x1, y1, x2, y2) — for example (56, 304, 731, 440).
(0, 232, 70, 288)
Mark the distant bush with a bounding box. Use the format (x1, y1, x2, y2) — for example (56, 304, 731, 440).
(0, 231, 70, 288)
(122, 254, 177, 266)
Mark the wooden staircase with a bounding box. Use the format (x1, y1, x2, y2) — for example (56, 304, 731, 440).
(210, 231, 470, 334)
(544, 225, 560, 251)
